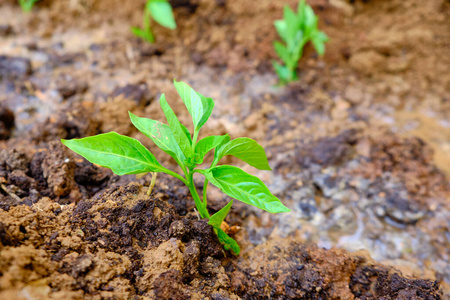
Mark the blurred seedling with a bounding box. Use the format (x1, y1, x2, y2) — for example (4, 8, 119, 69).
(18, 0, 39, 12)
(62, 80, 290, 255)
(132, 0, 176, 43)
(273, 0, 328, 85)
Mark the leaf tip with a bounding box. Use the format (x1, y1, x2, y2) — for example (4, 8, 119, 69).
(280, 206, 291, 213)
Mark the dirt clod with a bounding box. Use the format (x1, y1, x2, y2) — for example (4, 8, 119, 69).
(0, 56, 32, 80)
(0, 105, 14, 140)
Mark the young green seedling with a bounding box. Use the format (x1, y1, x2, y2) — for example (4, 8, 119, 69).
(61, 80, 290, 255)
(132, 0, 176, 43)
(273, 0, 328, 85)
(18, 0, 39, 12)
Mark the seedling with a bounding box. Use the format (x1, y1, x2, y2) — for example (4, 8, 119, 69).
(62, 80, 290, 255)
(132, 0, 176, 43)
(18, 0, 39, 12)
(273, 0, 328, 85)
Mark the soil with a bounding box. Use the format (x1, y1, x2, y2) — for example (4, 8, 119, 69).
(0, 0, 449, 299)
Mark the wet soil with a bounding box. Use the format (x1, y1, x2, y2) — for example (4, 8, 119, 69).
(1, 0, 449, 298)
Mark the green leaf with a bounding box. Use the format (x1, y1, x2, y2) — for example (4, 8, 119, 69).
(274, 20, 288, 43)
(315, 31, 329, 42)
(159, 94, 193, 159)
(19, 0, 39, 12)
(312, 31, 328, 56)
(217, 228, 240, 255)
(216, 228, 240, 255)
(212, 134, 231, 165)
(129, 112, 186, 166)
(204, 166, 290, 213)
(208, 200, 233, 228)
(131, 27, 153, 43)
(197, 92, 215, 130)
(61, 132, 165, 175)
(218, 134, 231, 147)
(284, 5, 299, 45)
(173, 80, 214, 132)
(181, 123, 192, 145)
(312, 39, 325, 56)
(195, 134, 229, 160)
(131, 27, 145, 37)
(215, 137, 271, 170)
(274, 41, 290, 65)
(174, 80, 203, 131)
(297, 0, 306, 19)
(147, 0, 176, 30)
(303, 6, 316, 30)
(273, 61, 291, 84)
(292, 34, 306, 63)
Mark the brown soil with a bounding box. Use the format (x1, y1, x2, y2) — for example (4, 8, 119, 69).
(0, 182, 442, 299)
(1, 0, 449, 298)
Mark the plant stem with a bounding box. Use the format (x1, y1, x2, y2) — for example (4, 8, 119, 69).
(143, 6, 154, 43)
(192, 129, 199, 151)
(202, 179, 209, 210)
(187, 171, 210, 219)
(163, 168, 188, 186)
(147, 172, 157, 196)
(200, 159, 218, 212)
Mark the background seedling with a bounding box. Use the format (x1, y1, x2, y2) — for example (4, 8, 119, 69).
(62, 80, 290, 255)
(273, 0, 328, 85)
(18, 0, 39, 12)
(132, 0, 176, 43)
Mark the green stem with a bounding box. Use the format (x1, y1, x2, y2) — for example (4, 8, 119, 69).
(187, 171, 210, 218)
(162, 168, 188, 186)
(143, 6, 154, 43)
(202, 178, 209, 210)
(192, 129, 199, 151)
(181, 165, 189, 181)
(200, 159, 218, 212)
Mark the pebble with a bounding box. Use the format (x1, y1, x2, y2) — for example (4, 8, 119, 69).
(0, 55, 32, 80)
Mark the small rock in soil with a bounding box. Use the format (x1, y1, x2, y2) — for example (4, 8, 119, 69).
(351, 267, 440, 299)
(154, 269, 191, 299)
(0, 56, 32, 80)
(111, 83, 152, 106)
(349, 50, 385, 76)
(0, 149, 29, 172)
(33, 103, 100, 141)
(299, 129, 358, 167)
(384, 193, 426, 224)
(200, 256, 221, 276)
(8, 170, 35, 192)
(0, 24, 13, 36)
(40, 142, 78, 199)
(74, 159, 110, 195)
(183, 241, 201, 280)
(56, 74, 88, 99)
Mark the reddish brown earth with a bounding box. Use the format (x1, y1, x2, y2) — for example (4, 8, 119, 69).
(0, 0, 449, 299)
